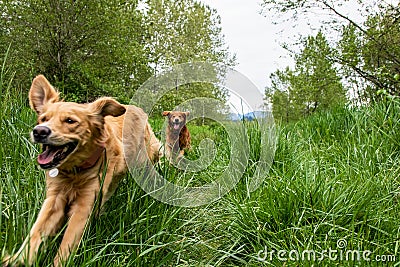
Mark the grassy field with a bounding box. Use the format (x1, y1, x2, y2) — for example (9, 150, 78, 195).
(1, 66, 400, 266)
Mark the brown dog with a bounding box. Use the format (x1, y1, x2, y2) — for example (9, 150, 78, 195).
(3, 75, 161, 266)
(162, 111, 191, 160)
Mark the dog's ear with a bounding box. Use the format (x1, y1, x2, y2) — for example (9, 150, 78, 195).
(90, 97, 126, 117)
(184, 111, 190, 117)
(29, 75, 59, 114)
(162, 111, 171, 117)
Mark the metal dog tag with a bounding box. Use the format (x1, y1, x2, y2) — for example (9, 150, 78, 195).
(49, 168, 59, 178)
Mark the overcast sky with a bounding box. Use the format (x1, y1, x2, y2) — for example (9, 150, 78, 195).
(199, 0, 304, 112)
(200, 0, 293, 95)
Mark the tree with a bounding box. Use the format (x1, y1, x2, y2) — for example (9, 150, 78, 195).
(1, 0, 150, 102)
(1, 0, 236, 109)
(266, 68, 296, 122)
(266, 32, 346, 122)
(140, 0, 236, 114)
(295, 32, 345, 112)
(337, 6, 400, 102)
(142, 0, 234, 72)
(336, 24, 366, 105)
(261, 0, 400, 102)
(361, 6, 400, 99)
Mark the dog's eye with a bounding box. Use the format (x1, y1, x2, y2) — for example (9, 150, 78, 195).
(65, 118, 76, 124)
(40, 116, 47, 123)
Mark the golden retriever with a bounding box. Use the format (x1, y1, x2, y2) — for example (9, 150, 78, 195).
(3, 75, 161, 266)
(162, 111, 191, 160)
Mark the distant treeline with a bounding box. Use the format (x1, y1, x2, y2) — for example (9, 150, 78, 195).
(263, 0, 400, 122)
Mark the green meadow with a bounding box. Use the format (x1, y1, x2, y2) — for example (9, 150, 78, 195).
(1, 73, 400, 266)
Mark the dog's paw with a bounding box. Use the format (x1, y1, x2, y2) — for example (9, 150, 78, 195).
(2, 254, 24, 267)
(2, 254, 11, 267)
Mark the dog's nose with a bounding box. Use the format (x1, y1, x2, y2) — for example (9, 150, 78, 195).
(174, 118, 180, 123)
(33, 125, 51, 141)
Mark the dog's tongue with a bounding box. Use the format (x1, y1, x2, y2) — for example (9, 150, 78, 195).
(173, 124, 180, 130)
(38, 146, 61, 165)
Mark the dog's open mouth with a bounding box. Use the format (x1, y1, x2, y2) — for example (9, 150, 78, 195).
(37, 142, 78, 169)
(173, 123, 181, 130)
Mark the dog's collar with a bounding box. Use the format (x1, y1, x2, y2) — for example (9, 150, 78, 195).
(78, 144, 105, 170)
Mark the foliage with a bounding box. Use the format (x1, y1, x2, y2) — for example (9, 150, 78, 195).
(0, 0, 150, 102)
(0, 0, 235, 105)
(266, 32, 346, 122)
(141, 0, 235, 115)
(362, 6, 400, 98)
(143, 0, 234, 71)
(262, 0, 400, 103)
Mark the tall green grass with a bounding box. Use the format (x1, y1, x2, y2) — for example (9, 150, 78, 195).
(1, 52, 400, 266)
(216, 103, 400, 266)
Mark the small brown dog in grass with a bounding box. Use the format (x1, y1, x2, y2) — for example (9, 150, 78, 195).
(2, 75, 162, 267)
(162, 111, 191, 160)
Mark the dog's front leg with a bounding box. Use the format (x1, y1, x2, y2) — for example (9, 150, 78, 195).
(53, 196, 94, 267)
(3, 195, 66, 266)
